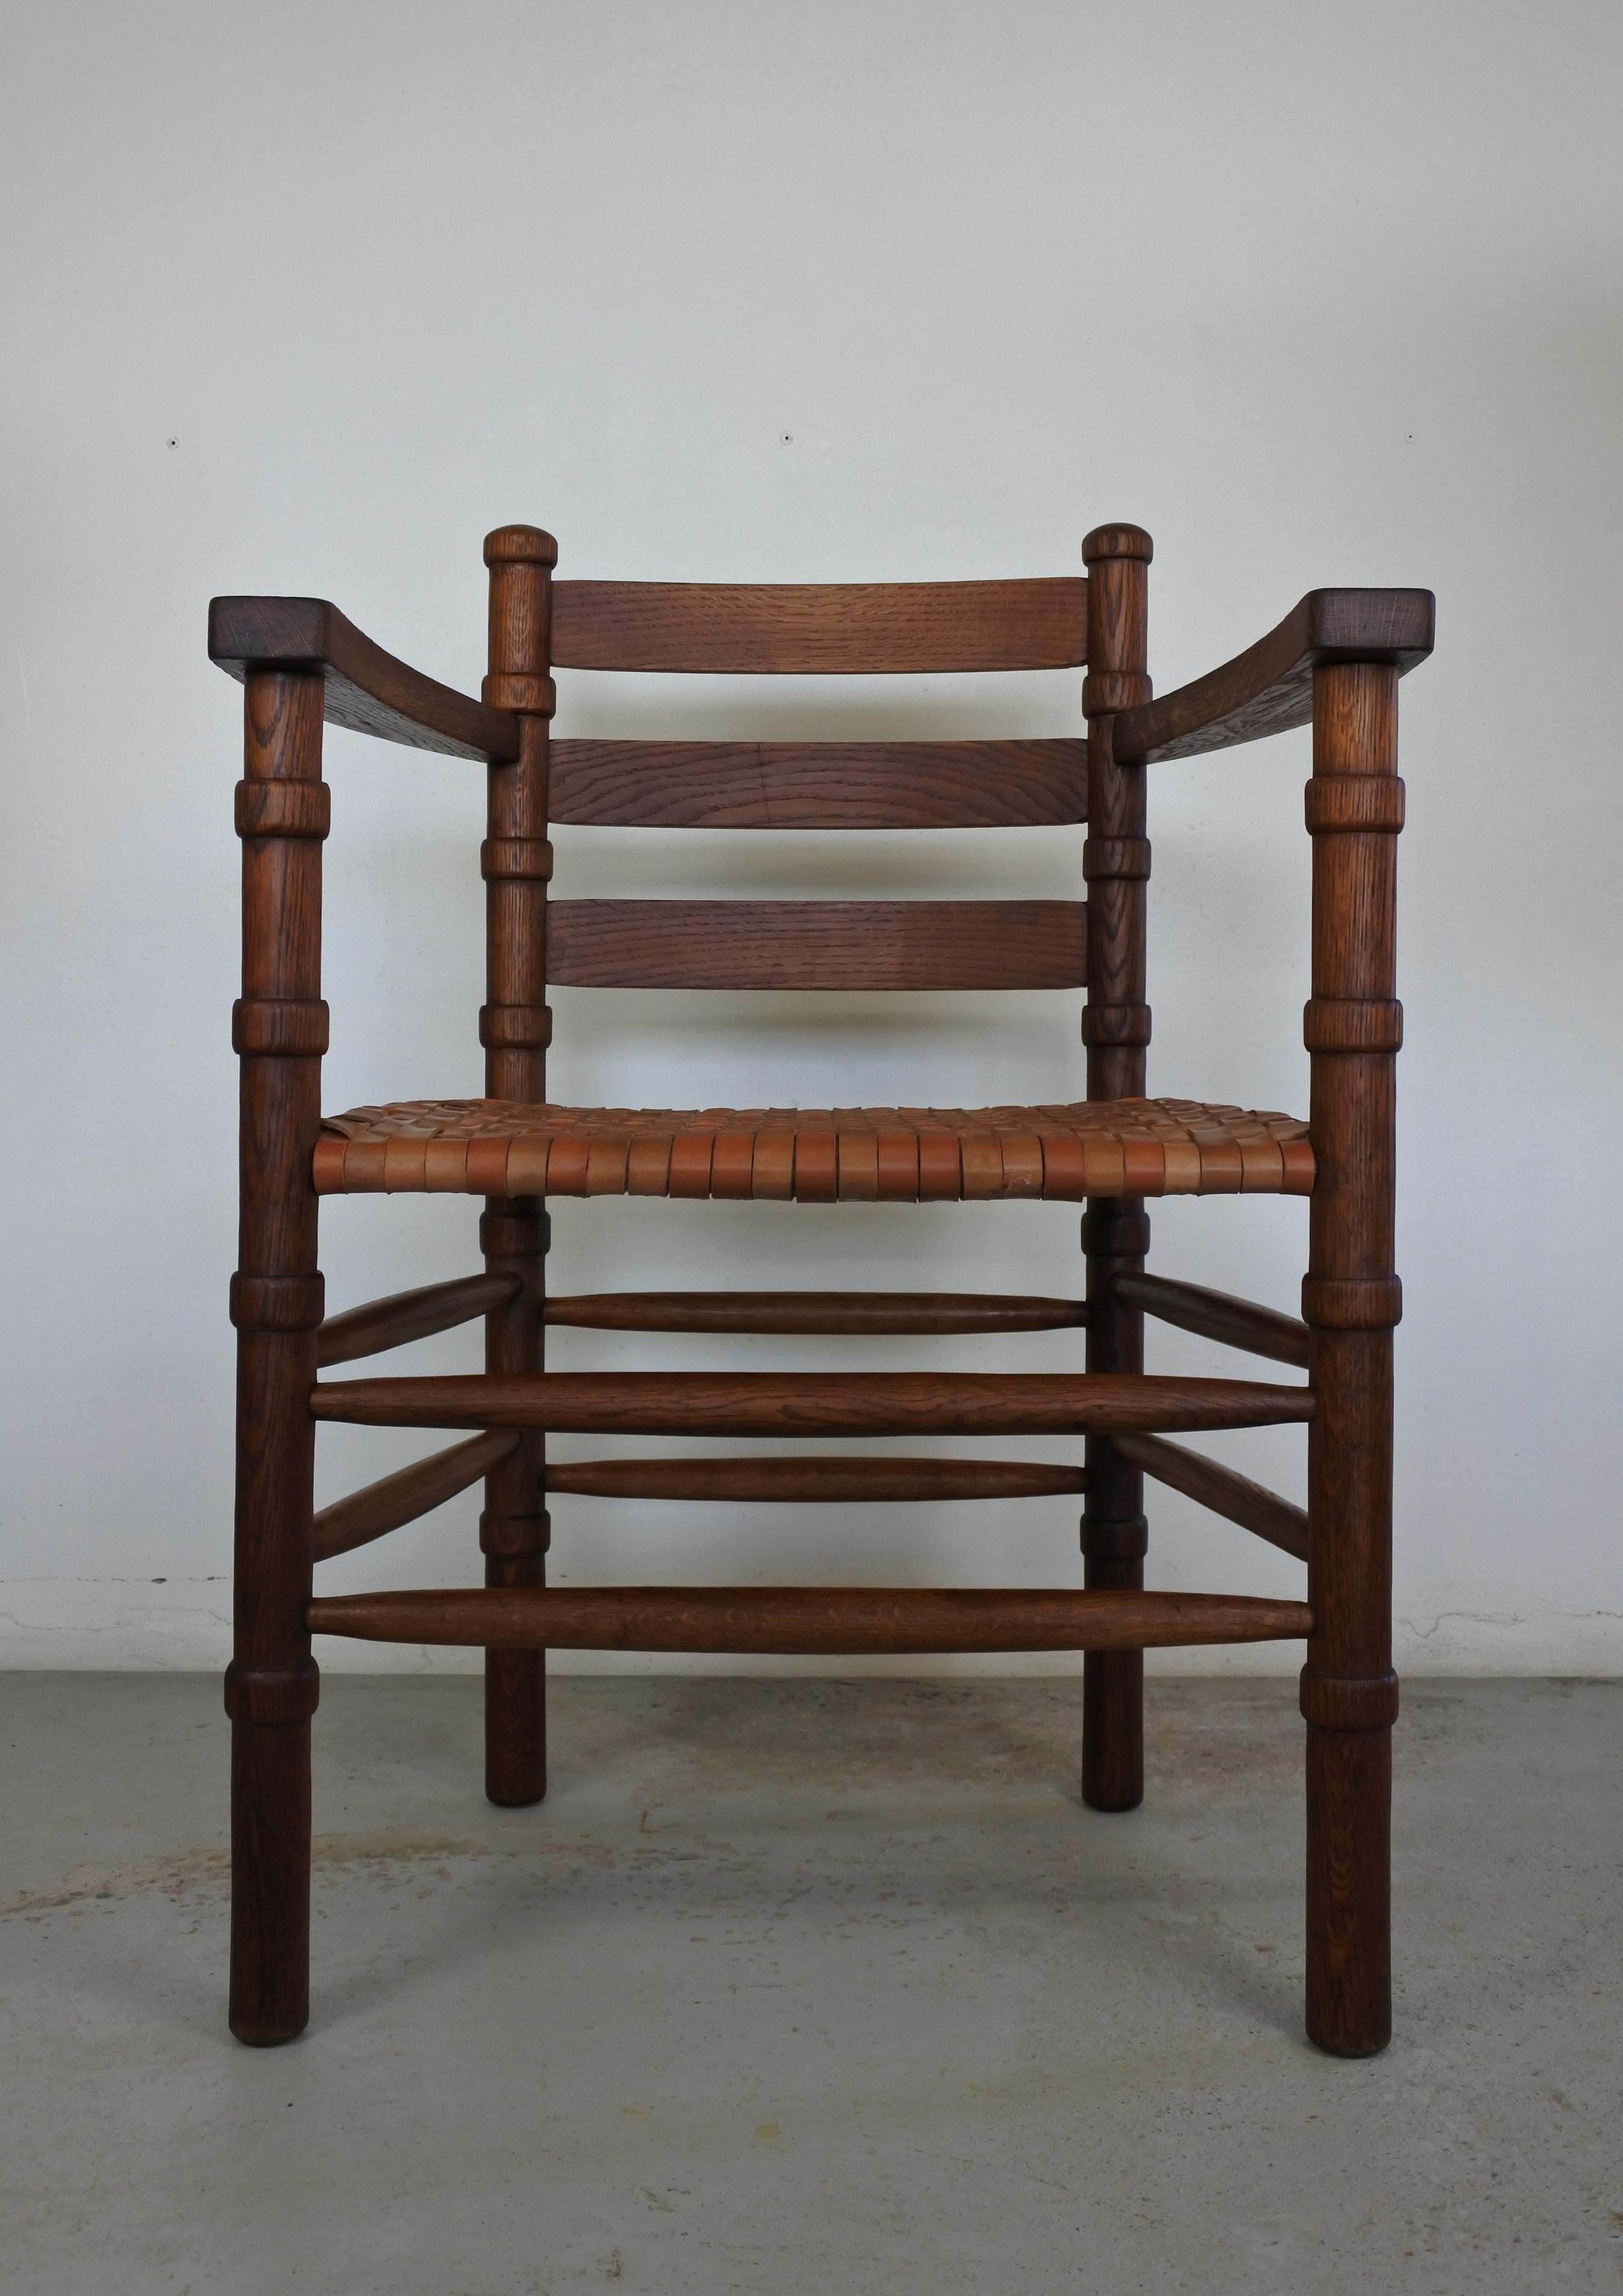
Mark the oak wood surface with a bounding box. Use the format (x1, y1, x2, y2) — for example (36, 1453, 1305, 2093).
(313, 1431, 520, 1562)
(317, 1272, 519, 1368)
(545, 1456, 1089, 1502)
(1301, 657, 1403, 2057)
(545, 899, 1088, 992)
(217, 526, 1429, 2053)
(1081, 524, 1154, 1813)
(311, 1371, 1314, 1436)
(550, 579, 1088, 674)
(548, 738, 1088, 828)
(229, 667, 326, 2046)
(210, 597, 519, 763)
(1111, 589, 1434, 764)
(1114, 1432, 1309, 1561)
(480, 526, 555, 1809)
(544, 1290, 1087, 1335)
(308, 1584, 1312, 1654)
(1113, 1271, 1310, 1368)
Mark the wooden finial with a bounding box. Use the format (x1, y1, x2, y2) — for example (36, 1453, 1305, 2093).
(483, 526, 557, 715)
(1082, 524, 1153, 566)
(484, 525, 558, 568)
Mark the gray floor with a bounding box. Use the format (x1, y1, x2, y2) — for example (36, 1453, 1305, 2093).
(2, 1675, 1619, 2294)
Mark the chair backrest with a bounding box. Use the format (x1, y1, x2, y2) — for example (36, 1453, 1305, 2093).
(542, 576, 1092, 997)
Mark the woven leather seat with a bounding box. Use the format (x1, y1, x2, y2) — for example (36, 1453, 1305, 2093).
(315, 1096, 1313, 1201)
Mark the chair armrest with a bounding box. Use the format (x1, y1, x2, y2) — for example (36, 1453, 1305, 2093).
(209, 596, 521, 763)
(1110, 589, 1434, 764)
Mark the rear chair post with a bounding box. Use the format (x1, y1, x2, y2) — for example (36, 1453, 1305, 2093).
(1080, 524, 1154, 1810)
(480, 527, 557, 1805)
(1301, 660, 1403, 2053)
(227, 669, 328, 2043)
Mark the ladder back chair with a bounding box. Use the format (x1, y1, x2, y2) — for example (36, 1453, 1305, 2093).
(211, 524, 1432, 2053)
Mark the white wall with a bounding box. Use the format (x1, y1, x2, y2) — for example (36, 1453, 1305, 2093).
(3, 0, 1620, 1675)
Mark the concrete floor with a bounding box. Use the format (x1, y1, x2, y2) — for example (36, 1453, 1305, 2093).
(2, 1675, 1618, 2294)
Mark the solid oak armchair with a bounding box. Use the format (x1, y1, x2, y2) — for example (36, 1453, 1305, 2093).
(211, 525, 1432, 2052)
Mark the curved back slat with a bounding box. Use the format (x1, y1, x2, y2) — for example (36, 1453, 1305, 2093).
(548, 738, 1087, 828)
(547, 899, 1087, 991)
(550, 580, 1088, 674)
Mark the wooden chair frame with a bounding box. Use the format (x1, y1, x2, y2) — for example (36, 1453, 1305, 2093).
(211, 525, 1432, 2052)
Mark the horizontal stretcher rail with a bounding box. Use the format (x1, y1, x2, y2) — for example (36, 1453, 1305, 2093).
(317, 1272, 520, 1369)
(312, 1431, 519, 1562)
(545, 1456, 1089, 1502)
(309, 1372, 1315, 1437)
(1114, 1433, 1309, 1563)
(306, 1585, 1314, 1654)
(1113, 1272, 1309, 1369)
(543, 1290, 1087, 1336)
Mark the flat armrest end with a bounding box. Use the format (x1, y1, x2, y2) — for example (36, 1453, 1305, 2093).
(1113, 588, 1434, 764)
(209, 595, 520, 764)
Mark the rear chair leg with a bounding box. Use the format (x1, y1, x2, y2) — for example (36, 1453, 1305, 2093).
(480, 524, 557, 1807)
(481, 1203, 549, 1806)
(1082, 1205, 1149, 1810)
(1079, 523, 1154, 1812)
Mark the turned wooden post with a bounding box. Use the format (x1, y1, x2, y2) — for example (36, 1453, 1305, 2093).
(227, 670, 329, 2043)
(480, 525, 557, 1806)
(1301, 660, 1403, 2054)
(1080, 524, 1153, 1812)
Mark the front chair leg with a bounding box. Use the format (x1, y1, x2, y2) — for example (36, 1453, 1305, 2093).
(227, 1321, 320, 2043)
(228, 665, 327, 2044)
(1301, 657, 1403, 2055)
(227, 1672, 316, 2044)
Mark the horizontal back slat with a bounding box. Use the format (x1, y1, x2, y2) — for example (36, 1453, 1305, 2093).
(548, 738, 1087, 828)
(550, 580, 1088, 674)
(547, 899, 1087, 991)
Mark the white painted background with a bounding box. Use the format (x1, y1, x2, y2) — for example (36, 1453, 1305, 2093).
(4, 0, 1620, 1675)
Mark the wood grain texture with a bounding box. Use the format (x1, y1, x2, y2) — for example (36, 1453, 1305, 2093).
(229, 667, 326, 2047)
(548, 738, 1088, 827)
(308, 1584, 1312, 1654)
(1113, 1271, 1310, 1368)
(313, 1431, 520, 1562)
(544, 1455, 1088, 1502)
(1081, 524, 1154, 1814)
(544, 1290, 1087, 1335)
(316, 1272, 519, 1368)
(1114, 1432, 1309, 1562)
(311, 1371, 1314, 1436)
(209, 597, 519, 763)
(545, 899, 1088, 992)
(480, 527, 554, 1810)
(1306, 1716, 1391, 2057)
(1110, 589, 1434, 764)
(550, 579, 1088, 673)
(1302, 657, 1403, 2058)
